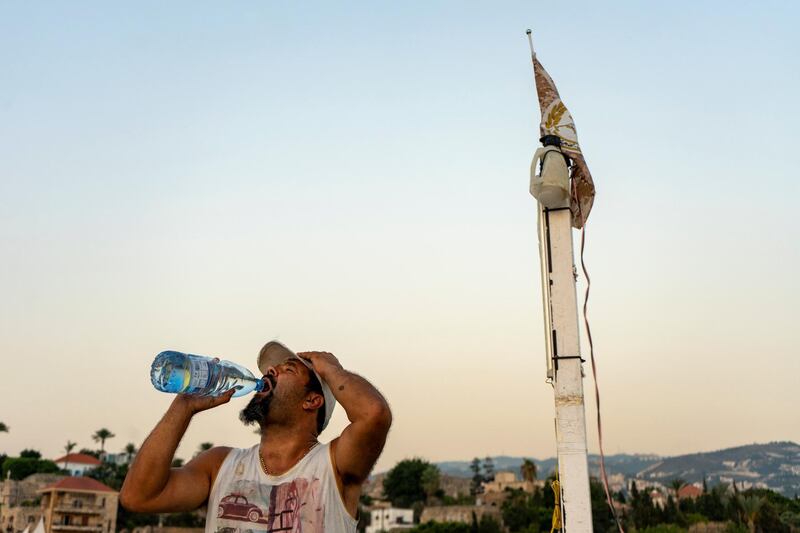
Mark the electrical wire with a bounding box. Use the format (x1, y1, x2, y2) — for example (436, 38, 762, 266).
(575, 182, 625, 533)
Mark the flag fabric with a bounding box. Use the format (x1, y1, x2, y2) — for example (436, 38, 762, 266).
(532, 54, 595, 228)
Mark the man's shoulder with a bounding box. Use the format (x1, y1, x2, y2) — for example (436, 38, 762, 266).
(188, 446, 235, 474)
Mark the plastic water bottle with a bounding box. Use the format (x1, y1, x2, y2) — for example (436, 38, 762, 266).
(150, 351, 267, 398)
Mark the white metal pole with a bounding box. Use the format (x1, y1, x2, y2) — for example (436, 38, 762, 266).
(536, 202, 593, 532)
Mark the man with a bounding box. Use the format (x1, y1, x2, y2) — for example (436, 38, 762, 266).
(121, 341, 392, 533)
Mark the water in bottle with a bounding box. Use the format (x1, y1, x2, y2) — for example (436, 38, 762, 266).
(150, 351, 268, 397)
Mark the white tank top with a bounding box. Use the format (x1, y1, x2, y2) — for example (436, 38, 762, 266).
(206, 443, 357, 533)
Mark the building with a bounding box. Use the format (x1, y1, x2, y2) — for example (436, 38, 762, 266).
(1, 474, 66, 533)
(365, 507, 414, 533)
(98, 454, 131, 468)
(481, 471, 535, 494)
(51, 456, 101, 478)
(420, 506, 501, 527)
(38, 478, 118, 533)
(677, 484, 703, 500)
(477, 471, 538, 507)
(650, 489, 667, 510)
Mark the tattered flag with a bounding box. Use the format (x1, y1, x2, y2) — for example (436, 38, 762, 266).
(531, 51, 595, 228)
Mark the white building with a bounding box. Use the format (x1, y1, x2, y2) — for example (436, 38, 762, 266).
(366, 507, 414, 533)
(51, 454, 101, 477)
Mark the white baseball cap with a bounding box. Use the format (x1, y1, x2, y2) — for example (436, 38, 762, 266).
(256, 341, 336, 433)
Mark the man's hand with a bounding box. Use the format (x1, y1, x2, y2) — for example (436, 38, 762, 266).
(297, 351, 344, 380)
(172, 388, 236, 416)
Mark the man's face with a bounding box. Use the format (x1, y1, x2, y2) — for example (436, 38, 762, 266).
(239, 358, 311, 427)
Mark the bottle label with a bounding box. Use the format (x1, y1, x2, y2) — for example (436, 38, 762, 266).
(187, 359, 210, 390)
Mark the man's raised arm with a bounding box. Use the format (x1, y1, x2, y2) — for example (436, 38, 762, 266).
(299, 352, 392, 485)
(119, 391, 234, 513)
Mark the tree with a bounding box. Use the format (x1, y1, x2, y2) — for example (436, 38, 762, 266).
(738, 495, 763, 533)
(670, 478, 686, 501)
(64, 441, 77, 456)
(87, 462, 128, 491)
(501, 487, 551, 532)
(63, 441, 77, 472)
(482, 457, 495, 482)
(20, 449, 41, 459)
(755, 499, 790, 532)
(520, 459, 537, 483)
(410, 522, 470, 533)
(171, 458, 185, 467)
(383, 458, 434, 508)
(421, 464, 441, 504)
(0, 422, 8, 433)
(470, 458, 483, 496)
(124, 443, 137, 464)
(477, 515, 502, 533)
(197, 442, 214, 455)
(1, 457, 60, 480)
(92, 428, 115, 452)
(590, 478, 616, 532)
(79, 448, 101, 459)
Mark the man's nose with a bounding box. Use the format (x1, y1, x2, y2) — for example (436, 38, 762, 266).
(265, 366, 278, 378)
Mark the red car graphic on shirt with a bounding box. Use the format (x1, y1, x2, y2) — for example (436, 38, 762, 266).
(218, 494, 264, 523)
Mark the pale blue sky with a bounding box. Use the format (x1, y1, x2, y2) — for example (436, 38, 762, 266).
(1, 1, 798, 471)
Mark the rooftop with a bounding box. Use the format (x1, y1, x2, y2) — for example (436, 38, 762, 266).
(52, 454, 102, 466)
(40, 477, 117, 494)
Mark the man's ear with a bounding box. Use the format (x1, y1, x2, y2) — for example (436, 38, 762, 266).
(304, 392, 324, 411)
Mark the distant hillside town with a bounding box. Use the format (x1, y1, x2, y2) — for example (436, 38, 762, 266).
(1, 427, 798, 533)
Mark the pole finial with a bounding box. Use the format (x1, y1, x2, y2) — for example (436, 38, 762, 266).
(526, 30, 535, 57)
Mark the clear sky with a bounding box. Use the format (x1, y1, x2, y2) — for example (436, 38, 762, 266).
(1, 1, 798, 474)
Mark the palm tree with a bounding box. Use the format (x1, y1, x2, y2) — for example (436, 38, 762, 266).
(0, 422, 8, 433)
(63, 441, 77, 474)
(670, 478, 686, 501)
(64, 441, 77, 455)
(738, 494, 763, 533)
(520, 459, 538, 483)
(198, 442, 214, 453)
(92, 428, 115, 452)
(124, 443, 137, 464)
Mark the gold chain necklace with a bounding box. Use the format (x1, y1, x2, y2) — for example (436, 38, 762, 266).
(259, 442, 319, 477)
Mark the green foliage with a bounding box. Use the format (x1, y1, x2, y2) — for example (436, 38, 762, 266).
(441, 493, 476, 506)
(19, 449, 41, 459)
(477, 515, 501, 533)
(469, 458, 482, 496)
(163, 512, 204, 527)
(779, 510, 800, 529)
(92, 428, 115, 451)
(79, 448, 101, 458)
(482, 457, 494, 481)
(638, 525, 685, 533)
(87, 461, 128, 491)
(500, 488, 552, 533)
(683, 512, 707, 525)
(0, 421, 9, 432)
(421, 464, 441, 503)
(724, 523, 748, 533)
(519, 459, 537, 483)
(753, 499, 790, 532)
(383, 458, 438, 508)
(409, 521, 470, 533)
(589, 478, 617, 532)
(1, 457, 60, 480)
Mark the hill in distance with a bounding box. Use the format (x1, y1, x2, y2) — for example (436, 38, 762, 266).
(433, 441, 800, 497)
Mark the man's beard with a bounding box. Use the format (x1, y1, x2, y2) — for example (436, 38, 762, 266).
(239, 376, 277, 427)
(240, 393, 272, 426)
